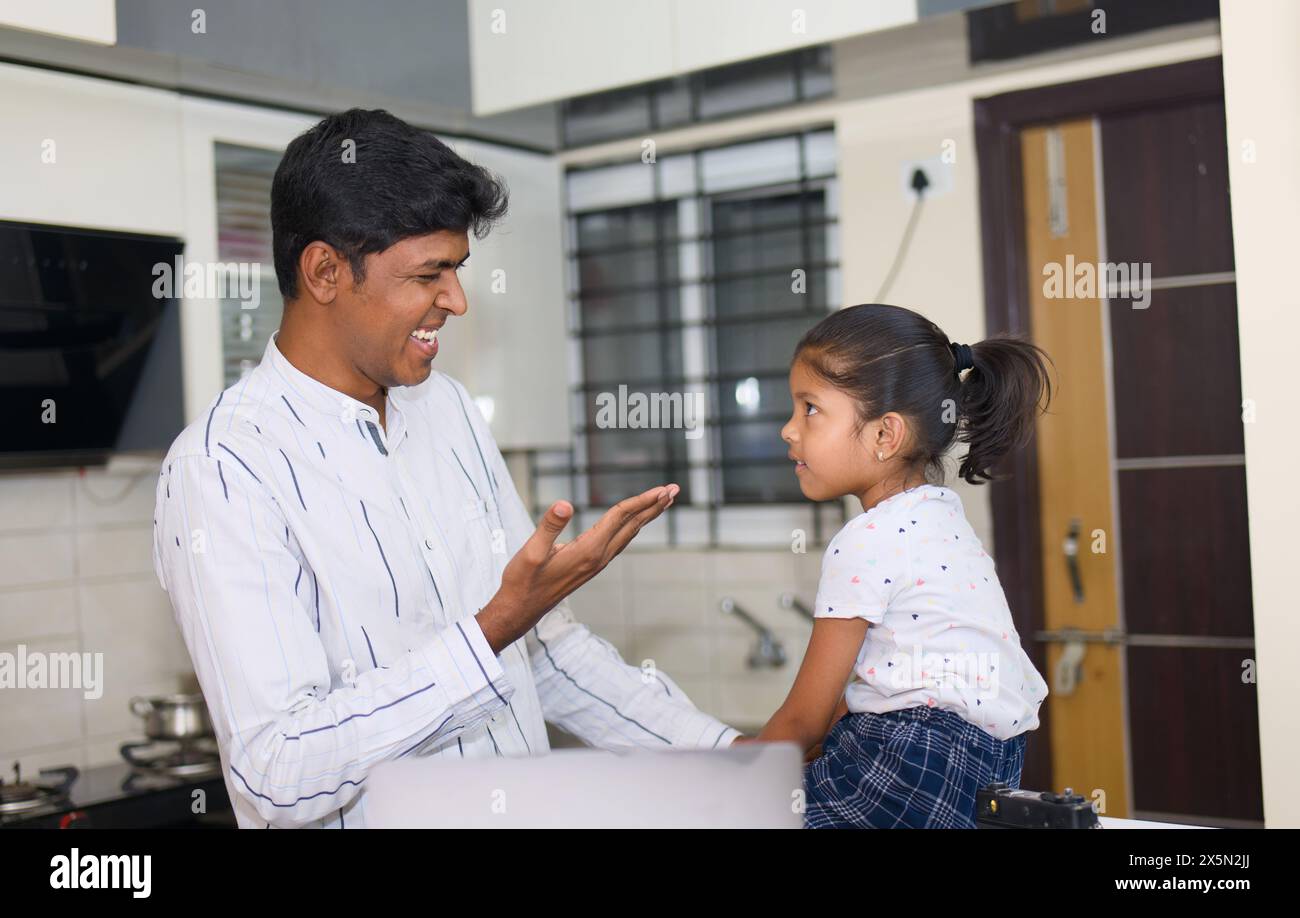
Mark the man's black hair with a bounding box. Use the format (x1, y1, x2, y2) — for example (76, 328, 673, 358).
(271, 108, 509, 300)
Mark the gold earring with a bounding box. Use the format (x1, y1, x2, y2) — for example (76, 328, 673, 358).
(876, 450, 885, 462)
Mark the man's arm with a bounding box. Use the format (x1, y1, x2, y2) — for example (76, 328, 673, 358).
(448, 378, 741, 751)
(526, 601, 740, 750)
(154, 450, 514, 828)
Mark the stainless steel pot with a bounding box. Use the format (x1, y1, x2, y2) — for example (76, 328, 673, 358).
(129, 693, 213, 740)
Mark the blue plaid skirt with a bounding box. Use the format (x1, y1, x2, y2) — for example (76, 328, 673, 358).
(803, 706, 1027, 828)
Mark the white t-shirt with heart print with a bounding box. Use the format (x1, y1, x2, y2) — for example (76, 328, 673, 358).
(813, 483, 1048, 741)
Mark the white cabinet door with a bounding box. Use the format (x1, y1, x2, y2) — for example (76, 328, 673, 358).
(438, 140, 572, 451)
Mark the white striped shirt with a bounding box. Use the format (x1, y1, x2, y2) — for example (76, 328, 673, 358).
(152, 332, 739, 828)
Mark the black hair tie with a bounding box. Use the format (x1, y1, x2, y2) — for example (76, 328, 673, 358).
(950, 342, 974, 375)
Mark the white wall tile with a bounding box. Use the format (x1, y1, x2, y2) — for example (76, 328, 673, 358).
(0, 637, 87, 754)
(76, 526, 154, 579)
(78, 580, 191, 737)
(632, 627, 713, 679)
(0, 585, 78, 644)
(74, 467, 160, 527)
(716, 673, 799, 727)
(564, 581, 625, 629)
(0, 472, 75, 532)
(625, 549, 709, 585)
(710, 549, 798, 586)
(626, 582, 709, 629)
(0, 532, 76, 588)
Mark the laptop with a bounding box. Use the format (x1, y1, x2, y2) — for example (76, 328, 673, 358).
(365, 742, 805, 828)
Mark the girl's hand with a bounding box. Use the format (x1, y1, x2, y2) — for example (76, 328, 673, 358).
(734, 733, 822, 761)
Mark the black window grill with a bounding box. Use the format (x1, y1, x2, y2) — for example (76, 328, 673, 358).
(560, 46, 834, 148)
(537, 126, 848, 547)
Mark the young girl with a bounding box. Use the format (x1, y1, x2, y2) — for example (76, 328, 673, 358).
(736, 303, 1053, 829)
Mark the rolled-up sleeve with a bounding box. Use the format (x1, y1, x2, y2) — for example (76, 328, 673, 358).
(447, 378, 741, 751)
(153, 451, 513, 828)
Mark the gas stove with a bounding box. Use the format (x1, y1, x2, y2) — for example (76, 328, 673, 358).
(120, 736, 223, 780)
(0, 763, 78, 820)
(0, 751, 235, 829)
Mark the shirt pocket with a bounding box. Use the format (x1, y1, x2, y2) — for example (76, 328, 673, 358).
(458, 495, 504, 599)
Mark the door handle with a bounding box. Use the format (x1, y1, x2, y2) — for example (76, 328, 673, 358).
(1037, 628, 1122, 700)
(1063, 517, 1084, 604)
(1053, 640, 1087, 697)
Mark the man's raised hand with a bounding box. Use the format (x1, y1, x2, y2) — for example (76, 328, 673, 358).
(476, 484, 678, 652)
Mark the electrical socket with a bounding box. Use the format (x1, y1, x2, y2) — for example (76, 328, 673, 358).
(900, 155, 954, 201)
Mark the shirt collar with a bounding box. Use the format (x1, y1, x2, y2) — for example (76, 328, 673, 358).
(263, 331, 407, 447)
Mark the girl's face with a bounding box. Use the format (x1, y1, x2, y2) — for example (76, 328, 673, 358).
(781, 357, 876, 503)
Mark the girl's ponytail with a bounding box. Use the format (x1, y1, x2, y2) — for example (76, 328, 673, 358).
(956, 336, 1053, 484)
(793, 305, 1052, 486)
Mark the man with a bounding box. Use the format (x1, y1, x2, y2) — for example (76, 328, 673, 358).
(152, 108, 741, 829)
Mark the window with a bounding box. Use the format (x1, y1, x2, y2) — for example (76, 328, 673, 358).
(215, 143, 285, 386)
(537, 127, 846, 547)
(711, 187, 834, 504)
(967, 0, 1219, 63)
(560, 46, 833, 148)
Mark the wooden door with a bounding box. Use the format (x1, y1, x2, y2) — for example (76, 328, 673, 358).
(1020, 118, 1130, 818)
(980, 60, 1263, 827)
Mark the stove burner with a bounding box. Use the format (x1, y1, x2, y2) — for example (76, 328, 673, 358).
(120, 737, 222, 779)
(0, 763, 78, 816)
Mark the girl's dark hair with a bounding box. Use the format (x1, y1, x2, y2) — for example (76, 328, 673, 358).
(794, 303, 1052, 485)
(271, 108, 509, 300)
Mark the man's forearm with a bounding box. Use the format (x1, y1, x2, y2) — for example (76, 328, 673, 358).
(222, 617, 512, 827)
(476, 593, 548, 655)
(529, 607, 740, 750)
(475, 597, 512, 654)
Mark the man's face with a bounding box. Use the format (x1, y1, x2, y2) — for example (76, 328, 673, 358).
(333, 230, 470, 389)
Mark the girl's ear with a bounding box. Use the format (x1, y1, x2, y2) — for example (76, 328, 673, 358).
(877, 412, 909, 459)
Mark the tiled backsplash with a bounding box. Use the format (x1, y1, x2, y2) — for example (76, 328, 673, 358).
(0, 466, 194, 777)
(563, 547, 823, 732)
(0, 464, 825, 773)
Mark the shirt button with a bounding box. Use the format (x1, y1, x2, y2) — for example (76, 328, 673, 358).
(424, 539, 433, 550)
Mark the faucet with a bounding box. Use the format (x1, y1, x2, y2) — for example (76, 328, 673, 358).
(778, 592, 814, 621)
(719, 597, 786, 669)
